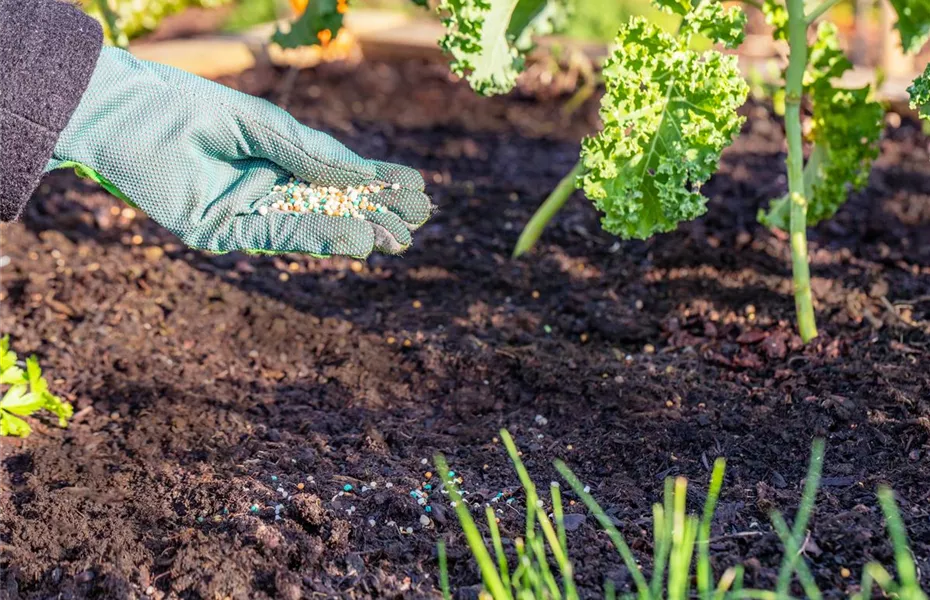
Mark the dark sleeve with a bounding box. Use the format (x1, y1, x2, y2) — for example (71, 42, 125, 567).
(0, 0, 103, 221)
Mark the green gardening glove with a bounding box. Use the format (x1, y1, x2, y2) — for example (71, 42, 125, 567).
(46, 47, 433, 257)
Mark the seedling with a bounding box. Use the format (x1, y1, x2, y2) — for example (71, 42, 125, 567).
(0, 335, 73, 437)
(436, 430, 928, 599)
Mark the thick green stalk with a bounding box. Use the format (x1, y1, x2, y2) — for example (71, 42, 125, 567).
(513, 161, 583, 258)
(784, 0, 818, 342)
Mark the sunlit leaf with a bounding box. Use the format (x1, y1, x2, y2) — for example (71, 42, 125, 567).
(437, 0, 570, 95)
(888, 0, 930, 54)
(580, 8, 748, 239)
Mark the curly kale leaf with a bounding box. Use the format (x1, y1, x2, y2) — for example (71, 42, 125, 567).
(760, 23, 883, 230)
(888, 0, 930, 54)
(580, 14, 748, 240)
(909, 63, 930, 120)
(437, 0, 570, 95)
(273, 0, 345, 49)
(652, 0, 746, 48)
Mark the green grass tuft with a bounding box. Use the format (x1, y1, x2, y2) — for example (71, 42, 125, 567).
(436, 431, 926, 599)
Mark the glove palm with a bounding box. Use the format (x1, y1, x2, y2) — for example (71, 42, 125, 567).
(48, 47, 432, 257)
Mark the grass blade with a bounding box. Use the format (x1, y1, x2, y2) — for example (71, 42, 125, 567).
(500, 431, 577, 599)
(435, 455, 512, 600)
(668, 478, 699, 600)
(500, 431, 537, 544)
(698, 459, 726, 600)
(554, 459, 650, 599)
(733, 564, 745, 597)
(530, 534, 562, 599)
(605, 579, 617, 600)
(485, 506, 512, 592)
(552, 482, 568, 557)
(438, 541, 452, 600)
(776, 438, 825, 596)
(852, 563, 874, 600)
(714, 567, 737, 600)
(650, 478, 675, 598)
(876, 486, 923, 596)
(864, 563, 897, 595)
(771, 511, 822, 600)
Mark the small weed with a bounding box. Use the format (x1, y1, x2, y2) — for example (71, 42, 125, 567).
(0, 335, 72, 437)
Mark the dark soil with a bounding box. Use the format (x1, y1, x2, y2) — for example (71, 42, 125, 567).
(2, 56, 929, 600)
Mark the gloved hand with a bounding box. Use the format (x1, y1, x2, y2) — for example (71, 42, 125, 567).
(46, 47, 433, 258)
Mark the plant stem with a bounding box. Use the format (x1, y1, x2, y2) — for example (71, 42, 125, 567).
(784, 0, 818, 342)
(513, 160, 583, 258)
(806, 0, 843, 25)
(96, 0, 127, 48)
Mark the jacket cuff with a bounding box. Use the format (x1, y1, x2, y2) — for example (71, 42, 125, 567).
(0, 0, 104, 221)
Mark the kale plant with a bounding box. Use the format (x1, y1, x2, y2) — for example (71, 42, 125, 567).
(99, 0, 930, 342)
(507, 0, 928, 343)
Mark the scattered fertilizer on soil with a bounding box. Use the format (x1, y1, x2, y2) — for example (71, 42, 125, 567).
(260, 178, 389, 219)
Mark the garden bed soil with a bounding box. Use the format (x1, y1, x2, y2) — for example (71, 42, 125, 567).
(1, 57, 929, 600)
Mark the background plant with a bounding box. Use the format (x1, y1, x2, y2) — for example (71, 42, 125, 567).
(435, 430, 928, 599)
(0, 336, 73, 438)
(254, 0, 930, 343)
(86, 0, 235, 47)
(82, 0, 930, 342)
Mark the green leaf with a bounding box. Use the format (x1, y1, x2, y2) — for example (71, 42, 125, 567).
(888, 0, 930, 54)
(908, 62, 930, 120)
(580, 13, 748, 240)
(41, 392, 74, 428)
(272, 0, 345, 49)
(0, 334, 17, 373)
(26, 355, 48, 396)
(437, 0, 569, 95)
(760, 23, 883, 230)
(0, 386, 43, 416)
(762, 0, 788, 42)
(651, 0, 693, 16)
(25, 356, 73, 427)
(0, 412, 32, 437)
(509, 0, 571, 52)
(682, 1, 747, 48)
(650, 0, 748, 45)
(0, 339, 73, 436)
(0, 366, 27, 386)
